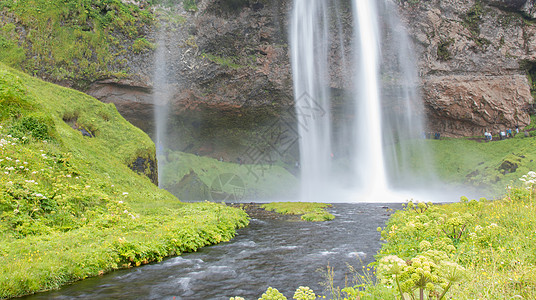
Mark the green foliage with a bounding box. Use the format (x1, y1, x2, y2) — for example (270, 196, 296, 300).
(0, 63, 248, 298)
(9, 115, 55, 141)
(373, 176, 536, 299)
(261, 202, 334, 222)
(0, 69, 33, 120)
(259, 287, 287, 300)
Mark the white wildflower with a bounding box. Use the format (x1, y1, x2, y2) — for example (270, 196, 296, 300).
(122, 192, 128, 195)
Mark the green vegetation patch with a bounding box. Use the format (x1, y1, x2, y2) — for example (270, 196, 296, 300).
(0, 0, 154, 87)
(369, 180, 536, 299)
(261, 202, 334, 222)
(392, 135, 536, 197)
(160, 151, 299, 201)
(0, 63, 248, 298)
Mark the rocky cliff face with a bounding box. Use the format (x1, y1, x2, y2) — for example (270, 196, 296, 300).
(398, 0, 536, 136)
(90, 0, 293, 120)
(90, 0, 536, 139)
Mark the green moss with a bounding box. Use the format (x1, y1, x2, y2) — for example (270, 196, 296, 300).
(131, 38, 156, 54)
(201, 52, 246, 69)
(0, 0, 154, 86)
(463, 1, 484, 37)
(520, 59, 536, 102)
(261, 202, 334, 222)
(437, 38, 454, 61)
(183, 0, 197, 11)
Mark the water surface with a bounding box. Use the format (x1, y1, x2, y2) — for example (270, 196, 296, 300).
(24, 203, 400, 299)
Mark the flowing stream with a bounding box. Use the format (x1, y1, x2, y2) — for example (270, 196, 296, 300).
(22, 204, 399, 299)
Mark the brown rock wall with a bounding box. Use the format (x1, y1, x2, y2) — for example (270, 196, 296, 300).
(423, 75, 531, 136)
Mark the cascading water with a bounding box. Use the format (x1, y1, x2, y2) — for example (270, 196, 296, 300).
(291, 0, 432, 202)
(153, 30, 171, 187)
(290, 0, 332, 202)
(352, 0, 388, 196)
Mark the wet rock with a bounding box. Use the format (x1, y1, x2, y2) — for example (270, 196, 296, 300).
(128, 156, 158, 186)
(498, 159, 518, 174)
(164, 169, 211, 201)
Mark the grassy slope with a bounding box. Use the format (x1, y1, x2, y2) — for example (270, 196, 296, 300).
(394, 136, 536, 197)
(161, 150, 299, 200)
(0, 63, 248, 298)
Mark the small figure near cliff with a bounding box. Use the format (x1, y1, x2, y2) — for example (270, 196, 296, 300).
(500, 131, 506, 140)
(516, 125, 520, 135)
(484, 131, 490, 142)
(507, 129, 512, 138)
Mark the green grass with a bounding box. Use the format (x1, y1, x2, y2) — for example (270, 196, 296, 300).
(393, 136, 536, 197)
(261, 202, 335, 222)
(0, 63, 248, 298)
(0, 0, 154, 87)
(160, 150, 299, 201)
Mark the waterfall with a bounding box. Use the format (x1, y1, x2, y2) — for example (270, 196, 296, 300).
(290, 0, 332, 202)
(290, 0, 432, 202)
(352, 0, 388, 196)
(153, 30, 170, 187)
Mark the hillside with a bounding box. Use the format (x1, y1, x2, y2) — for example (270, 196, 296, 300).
(0, 63, 248, 298)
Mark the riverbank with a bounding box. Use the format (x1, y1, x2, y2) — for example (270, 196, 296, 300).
(19, 203, 398, 299)
(329, 177, 536, 299)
